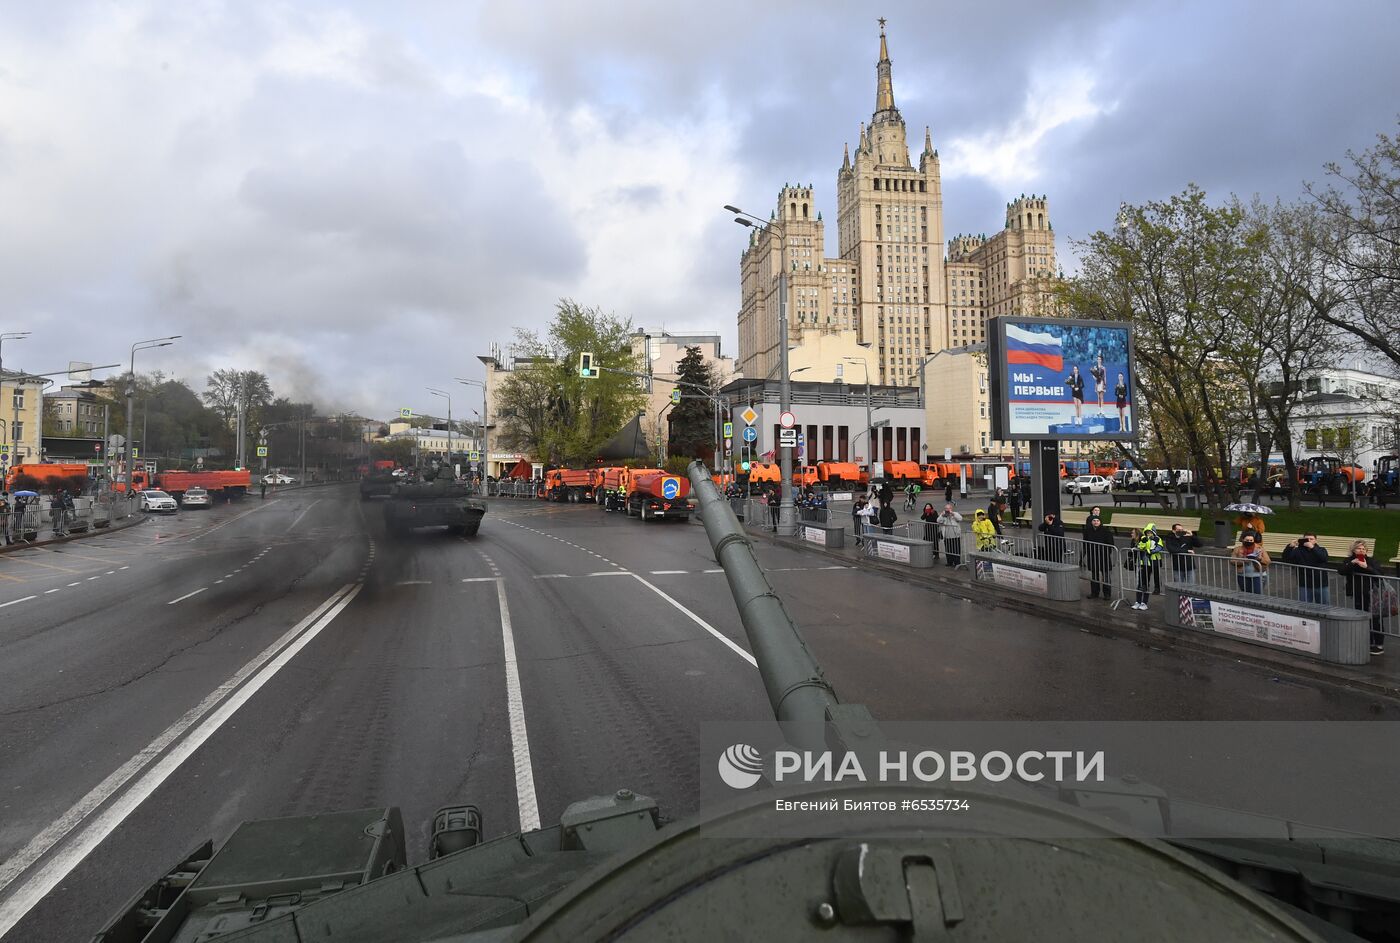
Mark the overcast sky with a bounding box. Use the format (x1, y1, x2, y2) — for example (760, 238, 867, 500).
(3, 0, 1397, 418)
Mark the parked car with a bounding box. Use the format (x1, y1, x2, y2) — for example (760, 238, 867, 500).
(139, 489, 178, 513)
(1113, 469, 1148, 489)
(1065, 474, 1113, 495)
(261, 473, 296, 485)
(180, 487, 212, 508)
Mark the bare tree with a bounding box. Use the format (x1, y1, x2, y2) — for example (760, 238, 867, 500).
(1305, 120, 1400, 373)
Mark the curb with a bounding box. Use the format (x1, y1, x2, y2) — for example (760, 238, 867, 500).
(740, 524, 1400, 703)
(0, 511, 146, 555)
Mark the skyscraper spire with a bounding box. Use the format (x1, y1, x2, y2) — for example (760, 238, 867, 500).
(924, 126, 933, 154)
(874, 18, 896, 116)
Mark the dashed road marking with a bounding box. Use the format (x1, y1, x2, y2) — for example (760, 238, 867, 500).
(167, 588, 206, 605)
(0, 596, 37, 608)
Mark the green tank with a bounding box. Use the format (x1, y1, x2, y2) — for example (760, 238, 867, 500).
(382, 465, 486, 537)
(93, 462, 1390, 941)
(358, 471, 397, 501)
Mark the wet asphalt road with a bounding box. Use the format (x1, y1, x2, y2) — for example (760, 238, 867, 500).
(1, 484, 1397, 940)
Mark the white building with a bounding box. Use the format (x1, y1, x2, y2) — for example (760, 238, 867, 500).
(1247, 367, 1400, 471)
(719, 376, 925, 469)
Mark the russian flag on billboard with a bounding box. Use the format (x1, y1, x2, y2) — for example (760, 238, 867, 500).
(1005, 324, 1063, 371)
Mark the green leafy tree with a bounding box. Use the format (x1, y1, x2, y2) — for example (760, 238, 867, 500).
(1059, 186, 1266, 510)
(496, 299, 646, 465)
(666, 346, 718, 462)
(371, 437, 416, 466)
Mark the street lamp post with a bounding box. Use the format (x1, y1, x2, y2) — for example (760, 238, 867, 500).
(455, 377, 487, 480)
(843, 356, 873, 470)
(427, 388, 453, 473)
(0, 331, 31, 472)
(727, 204, 796, 535)
(125, 336, 179, 495)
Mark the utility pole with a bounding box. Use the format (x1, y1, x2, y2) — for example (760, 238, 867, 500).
(125, 336, 178, 494)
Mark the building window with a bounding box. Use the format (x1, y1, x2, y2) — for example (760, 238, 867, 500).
(10, 420, 21, 441)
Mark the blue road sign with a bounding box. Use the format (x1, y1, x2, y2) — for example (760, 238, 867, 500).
(742, 426, 758, 442)
(661, 477, 680, 499)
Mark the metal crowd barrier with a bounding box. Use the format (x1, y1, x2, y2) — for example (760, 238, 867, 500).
(1159, 552, 1399, 639)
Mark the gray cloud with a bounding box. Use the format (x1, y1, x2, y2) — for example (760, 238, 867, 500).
(1, 0, 1397, 417)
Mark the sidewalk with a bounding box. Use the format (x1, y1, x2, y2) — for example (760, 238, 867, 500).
(1, 498, 144, 554)
(731, 513, 1400, 702)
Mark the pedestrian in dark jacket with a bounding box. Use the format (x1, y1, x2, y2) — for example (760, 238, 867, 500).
(986, 496, 1004, 536)
(878, 502, 897, 535)
(851, 497, 866, 546)
(766, 488, 780, 530)
(920, 503, 939, 544)
(1008, 487, 1022, 523)
(1037, 513, 1066, 561)
(1339, 540, 1386, 655)
(1281, 533, 1330, 605)
(944, 481, 954, 504)
(1083, 516, 1116, 599)
(1163, 524, 1203, 584)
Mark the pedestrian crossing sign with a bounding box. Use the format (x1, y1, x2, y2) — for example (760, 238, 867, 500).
(256, 446, 268, 457)
(400, 407, 413, 418)
(469, 451, 480, 461)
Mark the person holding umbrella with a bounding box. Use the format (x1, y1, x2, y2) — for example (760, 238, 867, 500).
(1226, 502, 1271, 543)
(10, 490, 38, 543)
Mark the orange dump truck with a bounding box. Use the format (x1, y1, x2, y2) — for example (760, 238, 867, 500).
(745, 463, 782, 488)
(109, 468, 251, 500)
(817, 461, 864, 490)
(544, 468, 596, 502)
(882, 460, 923, 483)
(4, 463, 89, 493)
(625, 471, 692, 521)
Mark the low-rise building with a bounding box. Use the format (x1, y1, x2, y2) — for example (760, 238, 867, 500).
(720, 376, 924, 469)
(1, 369, 47, 468)
(1245, 367, 1400, 473)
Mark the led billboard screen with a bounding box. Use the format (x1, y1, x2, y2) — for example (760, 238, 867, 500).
(988, 317, 1136, 442)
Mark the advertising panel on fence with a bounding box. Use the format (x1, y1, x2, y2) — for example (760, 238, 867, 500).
(989, 316, 1136, 441)
(876, 540, 911, 563)
(803, 526, 826, 545)
(1181, 597, 1321, 654)
(990, 562, 1049, 596)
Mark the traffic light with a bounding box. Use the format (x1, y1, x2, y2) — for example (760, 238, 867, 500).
(740, 461, 750, 472)
(579, 352, 597, 379)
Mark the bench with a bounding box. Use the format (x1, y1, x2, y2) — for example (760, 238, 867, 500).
(1109, 513, 1201, 534)
(1163, 581, 1371, 665)
(1110, 492, 1172, 507)
(1014, 509, 1089, 528)
(1234, 532, 1373, 559)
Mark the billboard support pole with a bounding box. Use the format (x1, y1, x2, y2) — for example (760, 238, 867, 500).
(1030, 440, 1062, 524)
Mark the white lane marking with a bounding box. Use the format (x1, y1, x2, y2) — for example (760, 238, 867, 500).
(67, 582, 80, 587)
(186, 500, 274, 542)
(0, 584, 356, 928)
(86, 576, 100, 581)
(225, 574, 235, 578)
(0, 596, 37, 608)
(118, 566, 129, 571)
(286, 499, 321, 532)
(105, 571, 115, 575)
(461, 577, 499, 583)
(493, 578, 539, 832)
(395, 580, 432, 585)
(533, 574, 570, 579)
(820, 565, 854, 570)
(587, 571, 632, 577)
(43, 589, 61, 595)
(650, 570, 687, 575)
(703, 569, 724, 574)
(214, 579, 224, 584)
(166, 588, 207, 605)
(629, 575, 757, 667)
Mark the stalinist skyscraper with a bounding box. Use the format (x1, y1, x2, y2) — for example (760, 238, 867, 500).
(737, 23, 1059, 386)
(836, 22, 946, 386)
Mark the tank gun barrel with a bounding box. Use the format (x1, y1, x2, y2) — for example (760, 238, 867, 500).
(687, 461, 843, 741)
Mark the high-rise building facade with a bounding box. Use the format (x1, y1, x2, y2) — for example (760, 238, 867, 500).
(737, 25, 1059, 386)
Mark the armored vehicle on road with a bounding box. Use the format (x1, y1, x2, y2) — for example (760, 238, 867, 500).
(382, 465, 486, 537)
